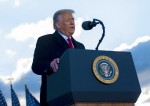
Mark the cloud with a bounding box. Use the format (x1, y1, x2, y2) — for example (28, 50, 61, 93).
(135, 85, 150, 106)
(0, 57, 32, 84)
(28, 43, 35, 48)
(114, 35, 150, 51)
(5, 17, 54, 42)
(14, 0, 21, 7)
(5, 49, 16, 58)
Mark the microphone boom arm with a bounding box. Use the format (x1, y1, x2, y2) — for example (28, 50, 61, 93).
(94, 19, 105, 50)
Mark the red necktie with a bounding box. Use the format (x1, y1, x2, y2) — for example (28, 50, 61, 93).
(67, 37, 74, 48)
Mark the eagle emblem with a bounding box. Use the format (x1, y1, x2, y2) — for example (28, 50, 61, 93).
(93, 55, 119, 84)
(100, 63, 112, 78)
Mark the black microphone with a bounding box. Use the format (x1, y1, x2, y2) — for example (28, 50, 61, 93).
(82, 21, 97, 30)
(82, 19, 101, 30)
(82, 21, 95, 30)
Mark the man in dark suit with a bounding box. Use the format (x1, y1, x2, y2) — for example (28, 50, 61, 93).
(32, 9, 85, 106)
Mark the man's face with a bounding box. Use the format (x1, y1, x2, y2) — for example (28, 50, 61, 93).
(56, 12, 75, 37)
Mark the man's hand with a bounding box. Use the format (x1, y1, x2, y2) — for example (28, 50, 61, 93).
(50, 58, 60, 72)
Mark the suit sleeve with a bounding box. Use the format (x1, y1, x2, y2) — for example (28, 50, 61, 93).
(32, 36, 53, 75)
(77, 42, 85, 49)
(80, 43, 85, 49)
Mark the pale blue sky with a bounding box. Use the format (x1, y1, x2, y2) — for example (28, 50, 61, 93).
(0, 0, 150, 105)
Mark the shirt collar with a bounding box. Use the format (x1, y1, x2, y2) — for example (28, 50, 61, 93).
(58, 31, 71, 41)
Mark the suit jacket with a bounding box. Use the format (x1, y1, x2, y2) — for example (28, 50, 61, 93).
(32, 31, 85, 105)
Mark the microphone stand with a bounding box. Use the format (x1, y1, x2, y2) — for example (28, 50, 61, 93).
(93, 19, 105, 50)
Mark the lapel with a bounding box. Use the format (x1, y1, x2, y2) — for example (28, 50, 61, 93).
(53, 31, 69, 49)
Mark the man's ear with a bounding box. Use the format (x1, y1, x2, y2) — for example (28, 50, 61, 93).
(56, 22, 60, 29)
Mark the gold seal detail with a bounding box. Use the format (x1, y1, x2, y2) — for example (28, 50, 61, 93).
(93, 55, 119, 84)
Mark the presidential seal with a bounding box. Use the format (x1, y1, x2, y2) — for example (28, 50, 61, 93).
(92, 55, 119, 84)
